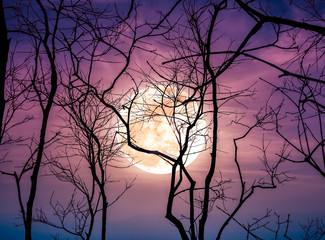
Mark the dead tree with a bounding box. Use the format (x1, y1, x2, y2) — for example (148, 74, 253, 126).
(34, 87, 134, 240)
(0, 1, 63, 239)
(0, 0, 10, 144)
(0, 0, 31, 147)
(119, 0, 295, 239)
(2, 0, 323, 239)
(234, 0, 325, 177)
(72, 0, 323, 239)
(31, 0, 180, 239)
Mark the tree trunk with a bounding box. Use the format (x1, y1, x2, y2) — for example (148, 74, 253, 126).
(0, 0, 10, 144)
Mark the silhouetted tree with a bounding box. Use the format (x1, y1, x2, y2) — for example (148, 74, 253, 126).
(0, 0, 10, 144)
(113, 0, 324, 239)
(34, 89, 134, 240)
(235, 0, 325, 178)
(0, 0, 31, 148)
(0, 1, 63, 239)
(31, 0, 180, 239)
(102, 2, 290, 239)
(1, 0, 324, 239)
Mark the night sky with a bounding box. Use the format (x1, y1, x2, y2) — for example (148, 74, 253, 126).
(0, 0, 325, 239)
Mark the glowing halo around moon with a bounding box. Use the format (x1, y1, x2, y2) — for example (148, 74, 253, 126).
(119, 85, 207, 174)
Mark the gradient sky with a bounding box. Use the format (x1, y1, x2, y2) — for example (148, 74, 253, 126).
(0, 0, 325, 239)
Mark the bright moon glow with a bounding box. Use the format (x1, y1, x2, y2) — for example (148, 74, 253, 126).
(119, 85, 207, 174)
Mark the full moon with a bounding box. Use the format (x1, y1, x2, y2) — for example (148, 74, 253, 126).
(119, 85, 206, 174)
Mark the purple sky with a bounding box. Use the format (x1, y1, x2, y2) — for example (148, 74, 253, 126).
(1, 0, 325, 239)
